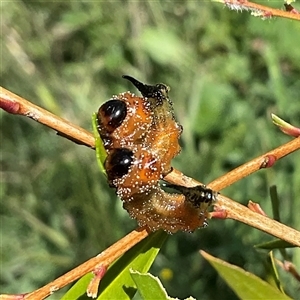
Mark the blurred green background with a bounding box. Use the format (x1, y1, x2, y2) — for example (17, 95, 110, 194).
(1, 1, 300, 299)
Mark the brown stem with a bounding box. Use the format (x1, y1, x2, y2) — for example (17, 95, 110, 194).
(0, 87, 95, 148)
(164, 168, 300, 247)
(24, 227, 150, 300)
(163, 135, 300, 191)
(2, 86, 300, 241)
(1, 86, 300, 299)
(208, 138, 300, 191)
(215, 194, 300, 246)
(222, 0, 300, 21)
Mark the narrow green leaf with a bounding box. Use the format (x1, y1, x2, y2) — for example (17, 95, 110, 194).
(255, 239, 295, 249)
(61, 273, 93, 300)
(201, 250, 292, 300)
(269, 185, 280, 222)
(271, 113, 300, 137)
(62, 230, 168, 300)
(131, 271, 196, 300)
(267, 251, 286, 294)
(97, 230, 167, 300)
(130, 271, 171, 300)
(92, 112, 107, 175)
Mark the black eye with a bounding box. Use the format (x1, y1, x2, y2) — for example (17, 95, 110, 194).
(105, 148, 133, 179)
(97, 99, 127, 133)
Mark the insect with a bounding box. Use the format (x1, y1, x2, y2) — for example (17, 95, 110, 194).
(96, 76, 217, 233)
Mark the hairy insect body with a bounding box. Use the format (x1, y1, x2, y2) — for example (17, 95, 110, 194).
(97, 76, 217, 233)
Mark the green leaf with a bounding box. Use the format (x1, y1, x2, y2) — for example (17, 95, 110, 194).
(284, 0, 295, 5)
(255, 239, 296, 250)
(61, 273, 93, 300)
(266, 251, 286, 294)
(140, 28, 193, 68)
(201, 250, 292, 300)
(130, 271, 172, 300)
(92, 112, 107, 175)
(192, 81, 233, 136)
(271, 113, 300, 137)
(62, 230, 168, 300)
(131, 271, 196, 300)
(269, 185, 280, 222)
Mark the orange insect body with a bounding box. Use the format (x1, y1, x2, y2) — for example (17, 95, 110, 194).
(97, 76, 217, 233)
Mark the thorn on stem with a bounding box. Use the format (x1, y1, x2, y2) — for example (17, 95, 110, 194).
(86, 264, 108, 298)
(260, 155, 276, 169)
(211, 207, 228, 219)
(248, 201, 267, 216)
(283, 261, 300, 282)
(262, 11, 273, 19)
(49, 285, 59, 294)
(284, 4, 300, 14)
(0, 98, 20, 114)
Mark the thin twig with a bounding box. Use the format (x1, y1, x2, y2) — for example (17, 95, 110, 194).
(217, 0, 300, 21)
(0, 87, 95, 148)
(1, 86, 300, 299)
(164, 135, 300, 190)
(208, 138, 300, 191)
(214, 194, 300, 246)
(165, 167, 300, 247)
(24, 227, 150, 300)
(2, 86, 300, 243)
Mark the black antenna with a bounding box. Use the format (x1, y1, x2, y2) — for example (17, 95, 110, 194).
(122, 75, 157, 98)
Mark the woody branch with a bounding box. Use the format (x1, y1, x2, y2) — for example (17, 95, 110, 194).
(1, 86, 300, 300)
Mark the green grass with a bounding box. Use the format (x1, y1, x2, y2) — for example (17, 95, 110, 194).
(1, 1, 300, 299)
